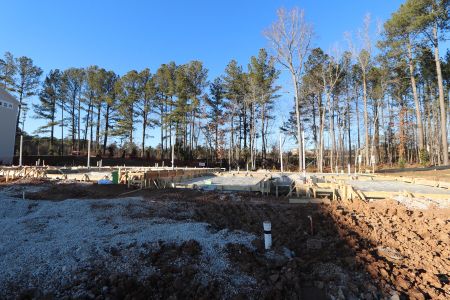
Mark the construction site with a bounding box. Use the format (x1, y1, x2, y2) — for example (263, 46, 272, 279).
(0, 164, 448, 299)
(1, 1, 450, 298)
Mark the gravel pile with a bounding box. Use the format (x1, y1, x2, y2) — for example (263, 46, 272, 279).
(0, 191, 256, 297)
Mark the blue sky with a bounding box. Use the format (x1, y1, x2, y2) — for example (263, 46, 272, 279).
(0, 0, 405, 148)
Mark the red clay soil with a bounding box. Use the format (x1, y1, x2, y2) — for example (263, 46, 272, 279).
(7, 183, 449, 299)
(327, 199, 450, 300)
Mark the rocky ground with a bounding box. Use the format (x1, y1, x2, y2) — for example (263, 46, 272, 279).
(0, 180, 448, 299)
(329, 199, 449, 299)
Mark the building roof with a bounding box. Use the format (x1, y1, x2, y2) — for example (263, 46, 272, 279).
(0, 87, 19, 105)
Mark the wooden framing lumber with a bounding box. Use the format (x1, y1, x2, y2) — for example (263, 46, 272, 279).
(289, 198, 331, 204)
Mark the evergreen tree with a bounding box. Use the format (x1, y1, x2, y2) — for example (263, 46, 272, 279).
(61, 68, 85, 152)
(205, 77, 226, 160)
(33, 69, 62, 154)
(114, 70, 141, 150)
(0, 52, 16, 90)
(12, 56, 43, 153)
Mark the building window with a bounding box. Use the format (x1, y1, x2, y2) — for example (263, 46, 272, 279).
(0, 100, 13, 110)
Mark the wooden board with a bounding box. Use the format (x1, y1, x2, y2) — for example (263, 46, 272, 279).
(289, 198, 331, 204)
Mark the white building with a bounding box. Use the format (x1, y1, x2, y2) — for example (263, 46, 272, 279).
(0, 88, 19, 165)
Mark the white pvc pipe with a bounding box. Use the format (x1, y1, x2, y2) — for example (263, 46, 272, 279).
(263, 221, 272, 250)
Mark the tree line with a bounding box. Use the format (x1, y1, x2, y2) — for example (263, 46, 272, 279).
(264, 0, 450, 171)
(0, 49, 280, 167)
(0, 0, 449, 170)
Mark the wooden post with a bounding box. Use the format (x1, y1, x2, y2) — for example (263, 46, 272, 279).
(87, 138, 91, 169)
(279, 133, 283, 174)
(19, 135, 23, 167)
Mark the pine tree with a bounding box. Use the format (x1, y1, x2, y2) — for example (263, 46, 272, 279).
(12, 56, 43, 154)
(33, 69, 62, 154)
(205, 77, 226, 161)
(114, 70, 141, 151)
(0, 52, 16, 90)
(61, 68, 85, 152)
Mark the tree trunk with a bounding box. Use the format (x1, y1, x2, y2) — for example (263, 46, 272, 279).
(261, 103, 266, 161)
(231, 114, 235, 165)
(433, 24, 448, 165)
(142, 116, 146, 158)
(77, 97, 81, 152)
(129, 106, 133, 146)
(83, 99, 92, 150)
(71, 95, 76, 152)
(103, 104, 110, 155)
(407, 39, 425, 154)
(96, 103, 101, 153)
(319, 91, 327, 173)
(14, 91, 24, 155)
(399, 95, 406, 162)
(215, 122, 218, 161)
(160, 104, 164, 160)
(312, 95, 319, 169)
(292, 73, 303, 172)
(355, 86, 361, 150)
(328, 92, 335, 172)
(346, 87, 352, 166)
(362, 71, 369, 166)
(60, 98, 64, 156)
(50, 103, 55, 153)
(90, 105, 94, 154)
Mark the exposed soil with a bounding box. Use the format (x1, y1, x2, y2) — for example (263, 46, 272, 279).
(328, 199, 450, 299)
(376, 166, 450, 182)
(24, 182, 131, 201)
(1, 182, 448, 299)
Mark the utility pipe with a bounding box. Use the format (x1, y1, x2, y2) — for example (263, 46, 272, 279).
(263, 221, 272, 250)
(307, 215, 313, 235)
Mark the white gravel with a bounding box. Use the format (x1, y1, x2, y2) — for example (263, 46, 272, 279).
(0, 188, 256, 296)
(179, 174, 264, 187)
(392, 195, 450, 210)
(348, 180, 450, 195)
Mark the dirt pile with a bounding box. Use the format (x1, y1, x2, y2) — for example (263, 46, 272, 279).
(167, 191, 380, 299)
(328, 199, 450, 299)
(3, 182, 447, 299)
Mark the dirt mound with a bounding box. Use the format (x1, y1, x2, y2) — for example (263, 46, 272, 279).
(2, 182, 447, 299)
(24, 183, 130, 200)
(328, 199, 450, 299)
(16, 241, 226, 300)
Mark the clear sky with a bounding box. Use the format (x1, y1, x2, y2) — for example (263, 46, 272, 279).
(0, 0, 405, 148)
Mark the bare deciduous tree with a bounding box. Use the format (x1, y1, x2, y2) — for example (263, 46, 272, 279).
(264, 7, 313, 172)
(346, 13, 372, 166)
(320, 47, 345, 173)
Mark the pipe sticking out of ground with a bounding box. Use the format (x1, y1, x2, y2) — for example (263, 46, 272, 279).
(307, 215, 313, 235)
(263, 221, 272, 250)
